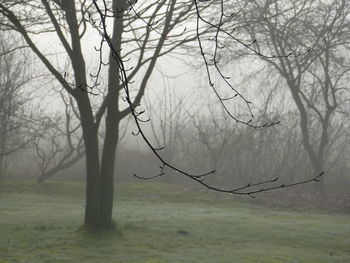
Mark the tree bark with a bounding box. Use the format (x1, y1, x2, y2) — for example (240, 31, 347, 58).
(83, 125, 101, 227)
(63, 1, 104, 228)
(98, 0, 125, 229)
(100, 120, 120, 228)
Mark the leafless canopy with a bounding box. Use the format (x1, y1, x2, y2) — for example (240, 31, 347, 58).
(91, 0, 323, 196)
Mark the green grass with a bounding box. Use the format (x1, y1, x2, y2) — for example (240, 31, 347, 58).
(0, 180, 349, 262)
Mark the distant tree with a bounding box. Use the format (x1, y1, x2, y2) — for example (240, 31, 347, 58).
(145, 82, 191, 164)
(34, 91, 85, 183)
(223, 0, 350, 194)
(181, 100, 311, 187)
(0, 34, 37, 177)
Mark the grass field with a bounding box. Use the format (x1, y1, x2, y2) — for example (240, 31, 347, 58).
(0, 180, 349, 263)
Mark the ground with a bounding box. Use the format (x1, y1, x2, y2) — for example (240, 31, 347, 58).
(0, 180, 349, 262)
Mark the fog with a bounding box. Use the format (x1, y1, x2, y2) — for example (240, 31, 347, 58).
(0, 0, 349, 262)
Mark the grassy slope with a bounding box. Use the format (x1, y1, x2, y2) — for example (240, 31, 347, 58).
(0, 180, 349, 263)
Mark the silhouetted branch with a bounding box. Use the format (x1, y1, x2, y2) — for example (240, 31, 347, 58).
(91, 0, 324, 196)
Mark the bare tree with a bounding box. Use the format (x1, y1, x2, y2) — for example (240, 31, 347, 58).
(0, 0, 210, 229)
(222, 0, 350, 193)
(178, 93, 297, 187)
(181, 103, 238, 180)
(144, 78, 191, 163)
(0, 34, 37, 176)
(35, 91, 85, 182)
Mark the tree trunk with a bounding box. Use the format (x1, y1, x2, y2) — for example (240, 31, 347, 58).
(100, 120, 120, 228)
(84, 135, 101, 227)
(96, 0, 124, 229)
(80, 106, 102, 228)
(288, 81, 326, 195)
(62, 1, 106, 229)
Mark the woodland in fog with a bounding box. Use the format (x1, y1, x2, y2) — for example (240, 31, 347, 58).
(0, 1, 350, 262)
(0, 0, 349, 233)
